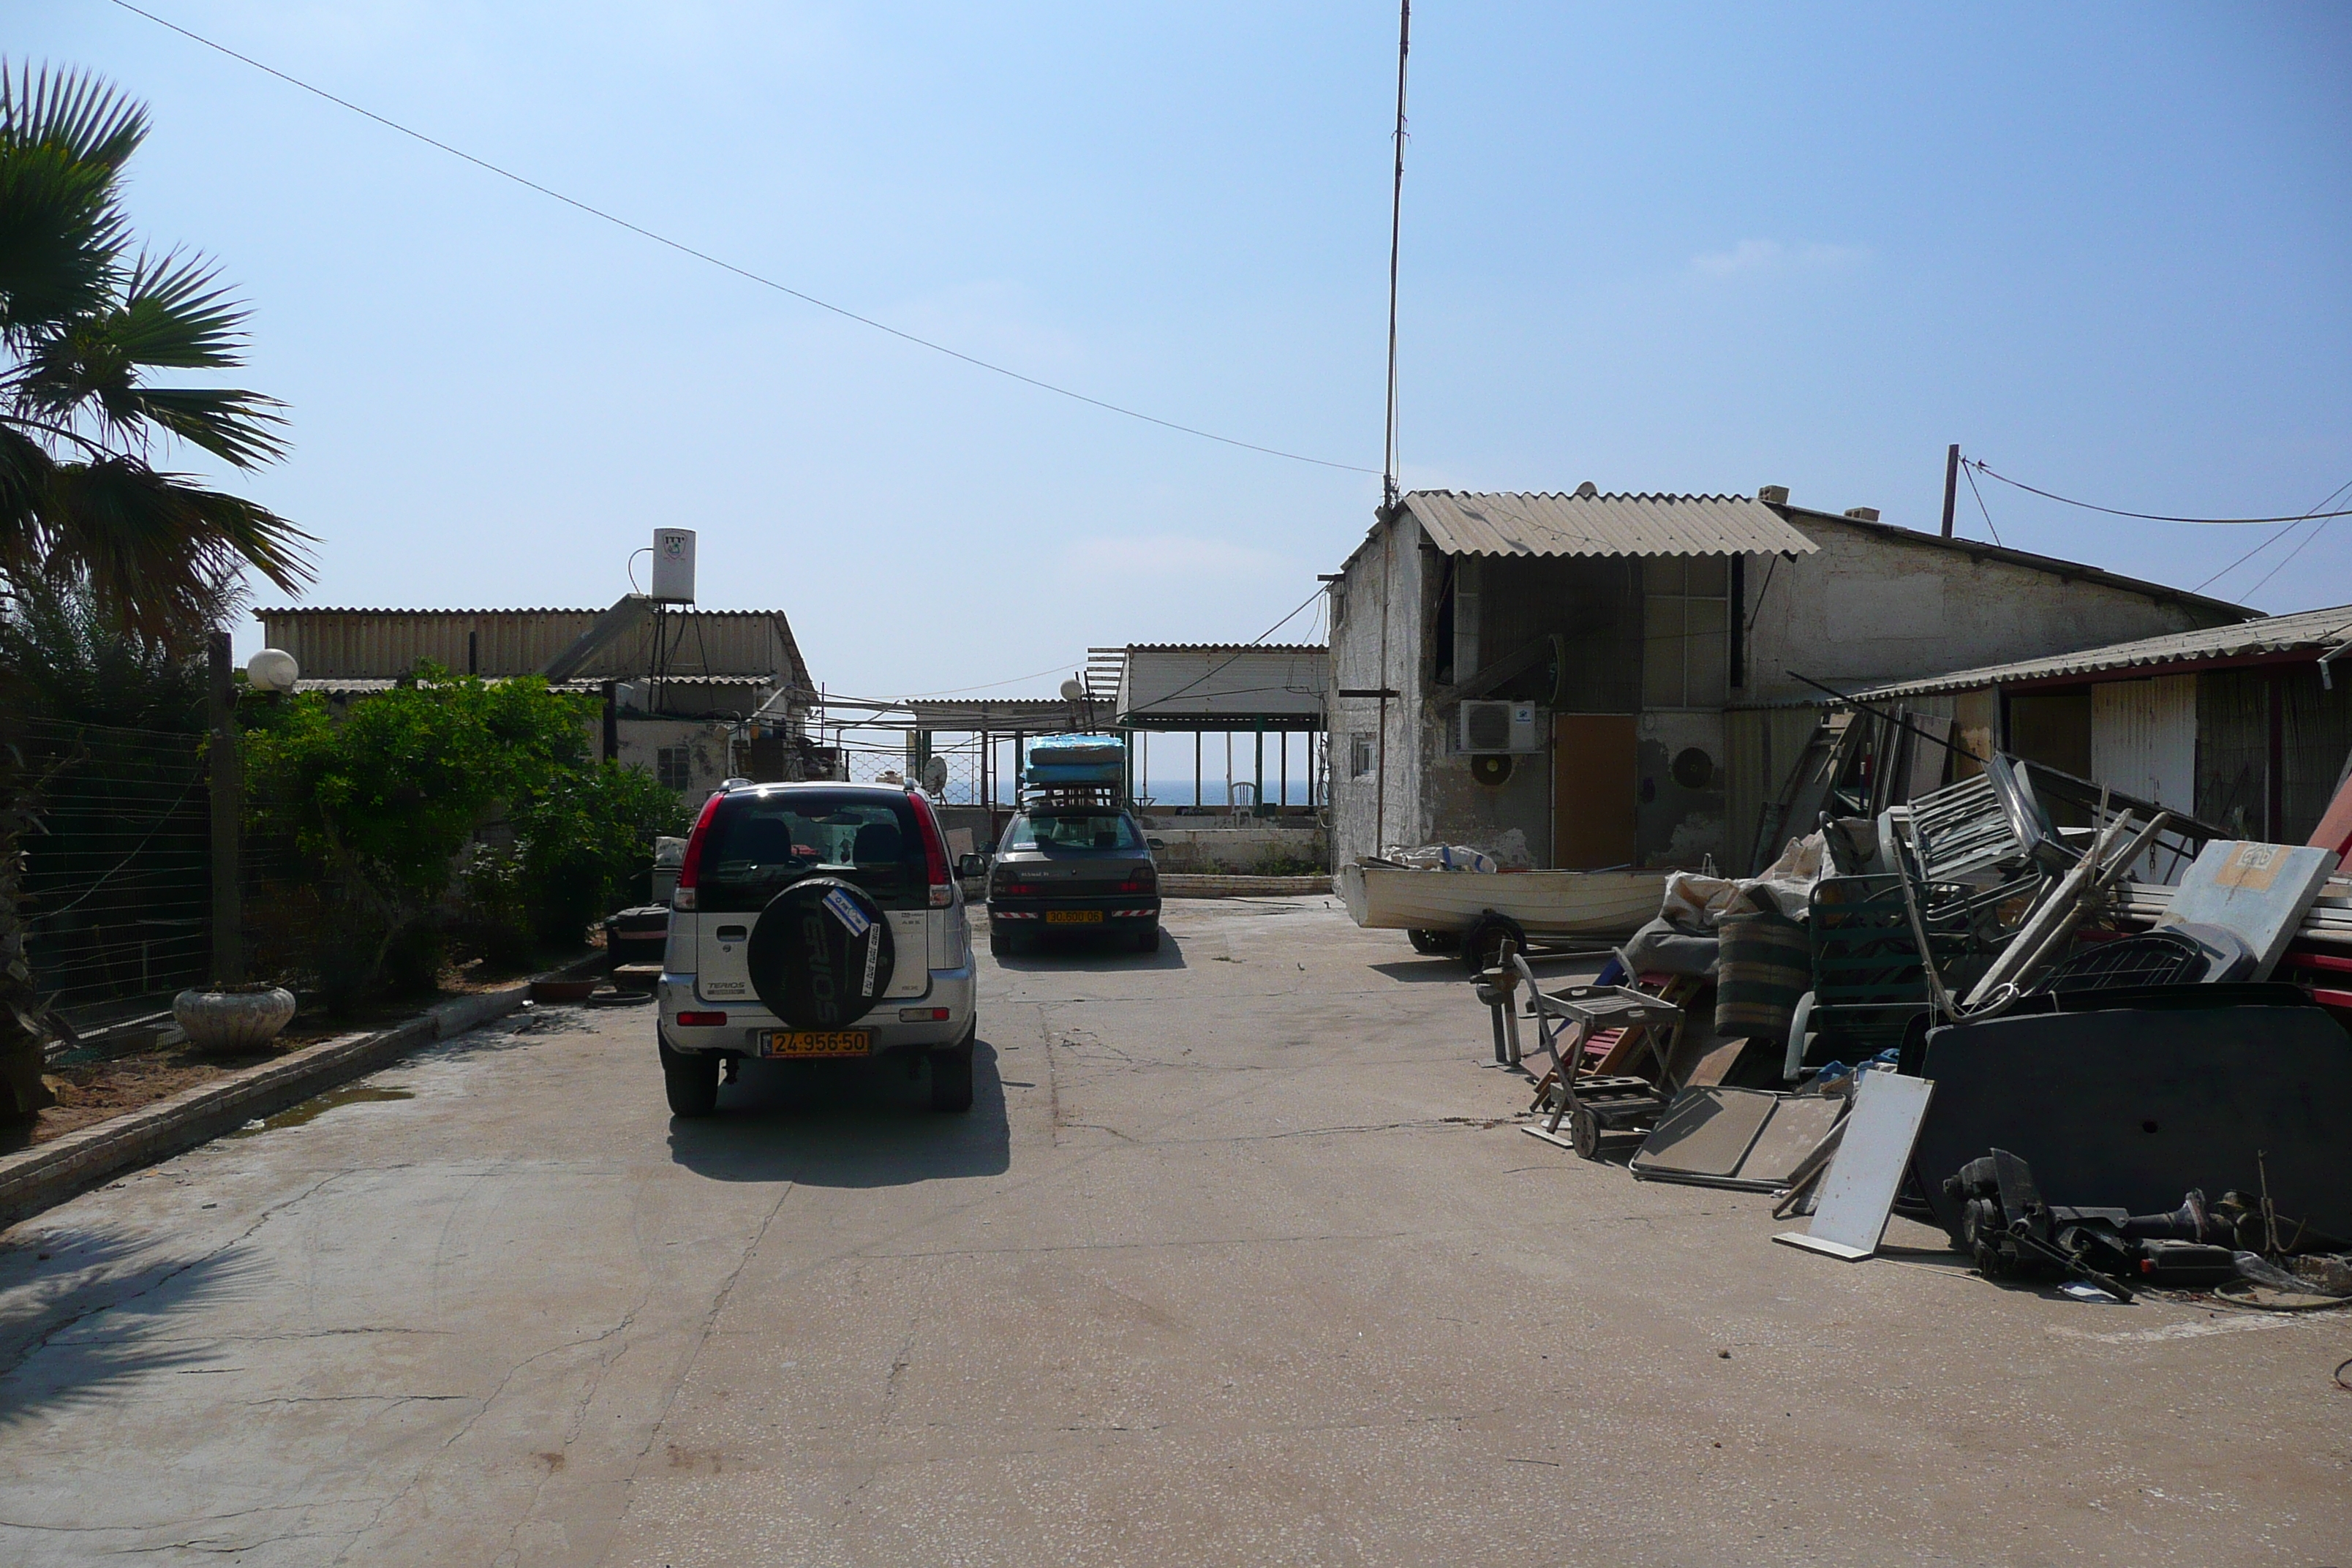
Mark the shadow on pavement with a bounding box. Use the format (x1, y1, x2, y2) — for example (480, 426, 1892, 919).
(991, 929, 1188, 973)
(0, 1228, 271, 1425)
(666, 1039, 1011, 1187)
(1368, 951, 1608, 985)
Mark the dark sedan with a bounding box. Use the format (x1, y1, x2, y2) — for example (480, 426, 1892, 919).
(985, 807, 1162, 955)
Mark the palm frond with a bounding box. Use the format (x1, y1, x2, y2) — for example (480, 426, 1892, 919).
(113, 250, 246, 369)
(0, 139, 127, 333)
(0, 62, 147, 170)
(120, 385, 290, 468)
(34, 458, 314, 641)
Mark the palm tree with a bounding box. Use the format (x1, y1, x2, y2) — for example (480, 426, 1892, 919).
(1, 61, 315, 1120)
(2, 63, 312, 632)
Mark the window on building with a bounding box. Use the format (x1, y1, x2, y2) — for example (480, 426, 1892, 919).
(1349, 733, 1374, 779)
(657, 745, 693, 792)
(1643, 557, 1730, 709)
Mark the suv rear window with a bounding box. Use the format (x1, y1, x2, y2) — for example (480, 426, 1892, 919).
(698, 789, 921, 911)
(1004, 813, 1142, 851)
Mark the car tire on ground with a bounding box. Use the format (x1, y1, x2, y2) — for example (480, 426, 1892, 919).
(989, 925, 1019, 958)
(1134, 925, 1161, 954)
(660, 1039, 720, 1118)
(930, 1030, 976, 1113)
(1461, 913, 1529, 973)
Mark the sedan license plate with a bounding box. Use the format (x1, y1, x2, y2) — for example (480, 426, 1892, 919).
(1044, 910, 1104, 924)
(762, 1030, 870, 1059)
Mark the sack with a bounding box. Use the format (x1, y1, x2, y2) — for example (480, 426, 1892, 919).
(1622, 917, 1719, 979)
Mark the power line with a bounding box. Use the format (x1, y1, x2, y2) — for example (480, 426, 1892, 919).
(2242, 510, 2344, 603)
(105, 0, 1379, 478)
(1968, 458, 2352, 524)
(1123, 588, 1327, 717)
(1959, 460, 2003, 546)
(2192, 477, 2352, 593)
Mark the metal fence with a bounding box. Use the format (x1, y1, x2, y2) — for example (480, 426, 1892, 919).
(12, 717, 212, 1022)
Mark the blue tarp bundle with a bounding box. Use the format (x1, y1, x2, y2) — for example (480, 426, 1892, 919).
(1029, 734, 1125, 766)
(1024, 761, 1122, 785)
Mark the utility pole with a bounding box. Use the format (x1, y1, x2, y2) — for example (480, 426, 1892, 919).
(1941, 443, 1961, 539)
(1373, 0, 1411, 851)
(1381, 0, 1411, 512)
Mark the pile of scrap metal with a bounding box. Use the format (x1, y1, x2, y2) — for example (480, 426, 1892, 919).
(1488, 743, 2352, 1306)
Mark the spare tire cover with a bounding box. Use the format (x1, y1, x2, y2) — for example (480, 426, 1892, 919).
(746, 877, 896, 1029)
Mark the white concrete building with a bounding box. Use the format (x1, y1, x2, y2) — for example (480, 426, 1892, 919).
(1325, 488, 2248, 873)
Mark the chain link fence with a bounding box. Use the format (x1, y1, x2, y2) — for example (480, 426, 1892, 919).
(12, 717, 211, 1025)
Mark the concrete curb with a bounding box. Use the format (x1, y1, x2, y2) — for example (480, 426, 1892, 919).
(0, 982, 543, 1230)
(1161, 874, 1335, 898)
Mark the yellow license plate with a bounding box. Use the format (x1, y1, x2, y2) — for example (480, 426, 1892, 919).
(1044, 910, 1104, 924)
(762, 1030, 871, 1058)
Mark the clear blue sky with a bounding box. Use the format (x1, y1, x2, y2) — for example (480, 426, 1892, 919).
(19, 2, 2352, 696)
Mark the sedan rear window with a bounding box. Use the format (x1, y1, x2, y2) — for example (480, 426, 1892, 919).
(1005, 813, 1141, 851)
(698, 790, 919, 909)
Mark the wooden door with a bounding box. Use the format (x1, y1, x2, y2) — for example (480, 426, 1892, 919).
(1553, 715, 1638, 869)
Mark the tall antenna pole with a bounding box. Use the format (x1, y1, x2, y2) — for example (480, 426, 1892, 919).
(1382, 0, 1411, 512)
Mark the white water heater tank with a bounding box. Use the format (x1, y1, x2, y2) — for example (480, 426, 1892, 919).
(649, 527, 696, 603)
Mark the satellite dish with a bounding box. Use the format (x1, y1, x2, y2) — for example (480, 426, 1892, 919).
(1059, 677, 1087, 701)
(922, 756, 949, 796)
(246, 648, 300, 693)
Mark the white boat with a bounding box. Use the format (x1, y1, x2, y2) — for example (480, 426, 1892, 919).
(1337, 862, 1667, 941)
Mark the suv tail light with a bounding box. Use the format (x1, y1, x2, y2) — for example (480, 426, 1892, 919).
(907, 788, 954, 908)
(672, 791, 725, 911)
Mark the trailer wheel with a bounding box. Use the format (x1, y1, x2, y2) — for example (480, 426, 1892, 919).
(1406, 928, 1458, 956)
(1462, 913, 1529, 973)
(1568, 1103, 1603, 1161)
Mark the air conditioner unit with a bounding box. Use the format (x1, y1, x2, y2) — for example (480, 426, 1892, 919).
(1458, 699, 1542, 755)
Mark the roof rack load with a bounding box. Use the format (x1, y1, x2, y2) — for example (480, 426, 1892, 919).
(1022, 734, 1124, 808)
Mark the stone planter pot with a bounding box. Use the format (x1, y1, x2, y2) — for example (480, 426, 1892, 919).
(173, 985, 298, 1055)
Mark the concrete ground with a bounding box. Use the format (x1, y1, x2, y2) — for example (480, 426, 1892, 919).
(1, 896, 2346, 1567)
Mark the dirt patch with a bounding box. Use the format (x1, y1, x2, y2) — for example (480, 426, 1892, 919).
(13, 1044, 263, 1152)
(10, 948, 592, 1155)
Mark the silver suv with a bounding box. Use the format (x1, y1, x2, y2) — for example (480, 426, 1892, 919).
(657, 782, 976, 1116)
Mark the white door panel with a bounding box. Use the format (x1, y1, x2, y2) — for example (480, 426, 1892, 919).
(696, 916, 754, 1002)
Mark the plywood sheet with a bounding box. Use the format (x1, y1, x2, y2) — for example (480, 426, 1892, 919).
(1630, 1088, 1775, 1178)
(1738, 1096, 1847, 1185)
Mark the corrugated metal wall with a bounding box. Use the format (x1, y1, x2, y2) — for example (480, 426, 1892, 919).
(1725, 706, 1828, 873)
(2194, 668, 2266, 836)
(2282, 668, 2352, 837)
(259, 610, 796, 681)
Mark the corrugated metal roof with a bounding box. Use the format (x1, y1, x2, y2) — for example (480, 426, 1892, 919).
(1854, 603, 2352, 699)
(255, 606, 810, 685)
(1403, 491, 1817, 558)
(1117, 645, 1327, 724)
(263, 606, 788, 617)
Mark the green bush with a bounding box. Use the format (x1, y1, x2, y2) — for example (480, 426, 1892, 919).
(243, 666, 678, 1006)
(512, 764, 686, 946)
